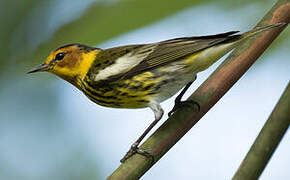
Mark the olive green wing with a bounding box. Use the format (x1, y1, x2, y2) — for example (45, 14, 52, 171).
(121, 31, 240, 78)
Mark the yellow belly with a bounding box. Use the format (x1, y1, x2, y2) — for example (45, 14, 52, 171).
(81, 71, 162, 108)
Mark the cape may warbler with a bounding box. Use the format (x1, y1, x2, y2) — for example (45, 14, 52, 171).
(28, 23, 284, 162)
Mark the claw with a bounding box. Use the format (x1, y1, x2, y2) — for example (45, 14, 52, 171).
(120, 144, 154, 163)
(168, 100, 200, 117)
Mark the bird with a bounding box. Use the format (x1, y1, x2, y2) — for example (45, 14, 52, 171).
(27, 23, 284, 163)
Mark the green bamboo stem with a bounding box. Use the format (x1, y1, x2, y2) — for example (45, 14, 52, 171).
(108, 0, 289, 179)
(233, 82, 290, 180)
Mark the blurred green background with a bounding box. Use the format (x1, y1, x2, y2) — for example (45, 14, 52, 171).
(0, 0, 289, 179)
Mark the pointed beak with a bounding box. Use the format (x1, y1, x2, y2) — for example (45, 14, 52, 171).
(27, 63, 49, 74)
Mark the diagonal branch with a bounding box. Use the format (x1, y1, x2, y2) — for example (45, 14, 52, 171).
(108, 0, 289, 179)
(232, 82, 290, 180)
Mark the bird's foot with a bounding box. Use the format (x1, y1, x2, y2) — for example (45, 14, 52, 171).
(168, 100, 200, 117)
(120, 142, 154, 163)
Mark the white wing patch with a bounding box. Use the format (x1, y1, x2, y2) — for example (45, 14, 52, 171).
(93, 45, 155, 81)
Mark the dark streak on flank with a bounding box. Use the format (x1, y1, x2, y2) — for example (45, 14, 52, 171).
(87, 93, 122, 106)
(147, 92, 157, 95)
(120, 92, 128, 96)
(127, 95, 137, 98)
(153, 79, 169, 91)
(143, 84, 154, 91)
(129, 85, 142, 90)
(81, 81, 120, 100)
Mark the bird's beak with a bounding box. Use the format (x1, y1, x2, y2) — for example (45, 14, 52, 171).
(27, 63, 49, 74)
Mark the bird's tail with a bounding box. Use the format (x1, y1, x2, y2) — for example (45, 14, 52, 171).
(239, 22, 286, 40)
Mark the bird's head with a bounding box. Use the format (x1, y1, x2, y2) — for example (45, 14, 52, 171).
(28, 44, 100, 85)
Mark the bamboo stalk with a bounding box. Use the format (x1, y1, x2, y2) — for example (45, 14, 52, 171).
(233, 82, 290, 180)
(108, 0, 289, 179)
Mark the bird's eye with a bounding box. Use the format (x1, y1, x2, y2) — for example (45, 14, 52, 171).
(55, 53, 65, 60)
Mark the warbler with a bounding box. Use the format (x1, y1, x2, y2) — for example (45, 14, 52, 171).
(28, 23, 284, 162)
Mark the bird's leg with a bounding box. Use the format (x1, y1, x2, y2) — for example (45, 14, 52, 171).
(120, 103, 164, 163)
(168, 75, 200, 117)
